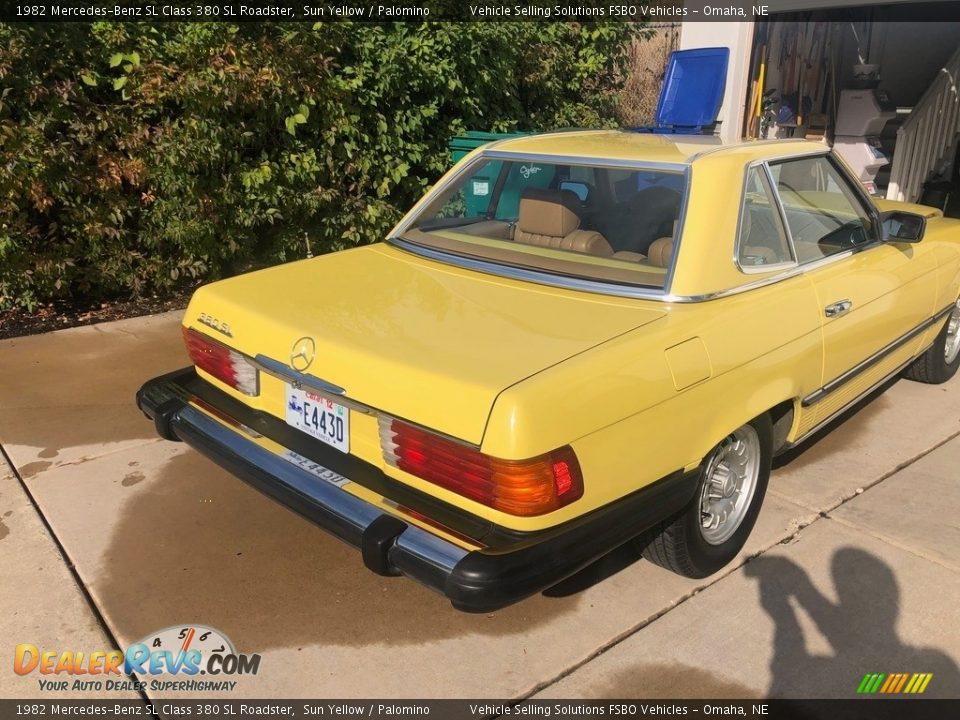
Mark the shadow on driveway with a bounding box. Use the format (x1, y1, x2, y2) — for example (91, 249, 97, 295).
(96, 451, 581, 651)
(745, 547, 960, 698)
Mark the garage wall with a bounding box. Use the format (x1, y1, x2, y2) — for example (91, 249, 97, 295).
(847, 21, 960, 107)
(679, 21, 754, 141)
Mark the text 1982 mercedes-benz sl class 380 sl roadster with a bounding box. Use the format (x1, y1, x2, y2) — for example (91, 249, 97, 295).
(138, 131, 960, 611)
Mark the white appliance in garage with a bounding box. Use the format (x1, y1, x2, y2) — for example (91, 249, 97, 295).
(832, 88, 897, 194)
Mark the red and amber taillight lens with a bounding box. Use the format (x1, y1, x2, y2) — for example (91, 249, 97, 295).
(182, 327, 259, 396)
(379, 417, 583, 516)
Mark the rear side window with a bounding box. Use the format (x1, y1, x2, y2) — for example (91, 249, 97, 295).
(768, 156, 876, 263)
(738, 166, 793, 269)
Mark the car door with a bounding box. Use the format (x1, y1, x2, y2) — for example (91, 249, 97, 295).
(768, 154, 938, 424)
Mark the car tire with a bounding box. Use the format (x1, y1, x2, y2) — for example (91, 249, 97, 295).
(640, 414, 772, 579)
(903, 299, 960, 385)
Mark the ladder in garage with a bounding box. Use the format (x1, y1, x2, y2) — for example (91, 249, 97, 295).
(886, 45, 960, 203)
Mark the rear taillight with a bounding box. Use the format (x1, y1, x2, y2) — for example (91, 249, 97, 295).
(182, 327, 259, 396)
(379, 417, 583, 516)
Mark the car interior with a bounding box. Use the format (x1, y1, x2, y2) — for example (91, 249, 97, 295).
(770, 157, 875, 262)
(417, 161, 685, 273)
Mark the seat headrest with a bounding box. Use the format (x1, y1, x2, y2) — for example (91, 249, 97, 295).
(647, 237, 675, 268)
(518, 188, 580, 238)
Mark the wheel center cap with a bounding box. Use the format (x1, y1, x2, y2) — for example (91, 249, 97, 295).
(722, 476, 736, 497)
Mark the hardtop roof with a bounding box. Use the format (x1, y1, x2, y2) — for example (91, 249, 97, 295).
(488, 131, 826, 166)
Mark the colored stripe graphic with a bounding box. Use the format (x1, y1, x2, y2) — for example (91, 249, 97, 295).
(894, 674, 909, 693)
(857, 672, 932, 694)
(882, 673, 900, 693)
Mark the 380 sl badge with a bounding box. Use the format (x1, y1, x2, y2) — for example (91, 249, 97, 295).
(197, 313, 232, 337)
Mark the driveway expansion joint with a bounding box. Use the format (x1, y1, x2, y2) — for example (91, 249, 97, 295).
(521, 428, 960, 701)
(0, 441, 155, 713)
(826, 513, 960, 574)
(793, 428, 960, 514)
(516, 524, 815, 702)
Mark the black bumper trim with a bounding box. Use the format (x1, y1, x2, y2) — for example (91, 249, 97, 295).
(139, 367, 524, 548)
(137, 368, 701, 612)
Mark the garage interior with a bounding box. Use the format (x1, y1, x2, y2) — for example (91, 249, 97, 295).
(742, 4, 960, 214)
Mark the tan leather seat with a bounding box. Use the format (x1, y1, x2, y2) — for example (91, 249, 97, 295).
(612, 250, 646, 263)
(646, 237, 674, 267)
(742, 246, 780, 264)
(515, 188, 613, 257)
(740, 201, 792, 265)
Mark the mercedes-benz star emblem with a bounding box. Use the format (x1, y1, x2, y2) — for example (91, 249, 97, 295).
(290, 337, 316, 372)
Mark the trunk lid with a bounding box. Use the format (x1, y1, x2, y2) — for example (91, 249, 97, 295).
(185, 244, 666, 445)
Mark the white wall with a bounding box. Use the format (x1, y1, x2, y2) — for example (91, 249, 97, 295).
(680, 22, 754, 142)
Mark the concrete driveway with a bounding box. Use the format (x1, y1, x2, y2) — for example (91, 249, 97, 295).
(1, 312, 959, 700)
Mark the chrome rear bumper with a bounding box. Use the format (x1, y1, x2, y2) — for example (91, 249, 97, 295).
(137, 368, 700, 612)
(177, 405, 469, 589)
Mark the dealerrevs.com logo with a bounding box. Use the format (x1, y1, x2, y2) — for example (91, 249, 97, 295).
(14, 624, 260, 693)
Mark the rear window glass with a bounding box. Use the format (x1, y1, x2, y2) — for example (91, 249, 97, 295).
(402, 158, 687, 289)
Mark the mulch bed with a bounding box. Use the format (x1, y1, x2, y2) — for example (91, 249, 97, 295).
(0, 291, 194, 340)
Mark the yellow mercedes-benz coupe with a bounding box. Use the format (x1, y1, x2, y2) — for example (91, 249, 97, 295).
(138, 132, 960, 611)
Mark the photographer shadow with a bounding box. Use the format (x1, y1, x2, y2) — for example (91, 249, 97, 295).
(746, 547, 960, 699)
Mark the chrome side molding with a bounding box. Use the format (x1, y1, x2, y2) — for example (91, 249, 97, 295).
(802, 303, 955, 408)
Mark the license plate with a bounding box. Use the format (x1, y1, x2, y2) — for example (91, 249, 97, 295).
(281, 450, 350, 488)
(284, 385, 349, 453)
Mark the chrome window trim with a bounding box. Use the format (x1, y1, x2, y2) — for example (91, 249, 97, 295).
(747, 147, 830, 165)
(389, 150, 691, 298)
(386, 147, 895, 305)
(738, 260, 797, 276)
(826, 150, 884, 239)
(387, 233, 882, 305)
(390, 151, 690, 238)
(762, 161, 798, 255)
(389, 153, 491, 239)
(665, 165, 692, 293)
(733, 160, 798, 275)
(387, 237, 682, 301)
(479, 150, 690, 174)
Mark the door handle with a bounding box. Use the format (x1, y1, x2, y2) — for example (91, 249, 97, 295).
(824, 300, 853, 318)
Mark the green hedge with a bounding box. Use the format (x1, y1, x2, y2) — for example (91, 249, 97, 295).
(0, 22, 640, 311)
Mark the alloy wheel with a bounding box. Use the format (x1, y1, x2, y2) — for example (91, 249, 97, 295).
(699, 425, 762, 545)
